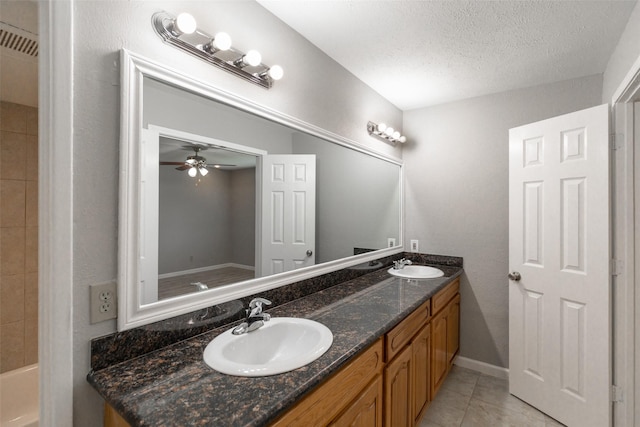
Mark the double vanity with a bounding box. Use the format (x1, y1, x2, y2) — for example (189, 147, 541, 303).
(89, 257, 462, 427)
(94, 48, 463, 427)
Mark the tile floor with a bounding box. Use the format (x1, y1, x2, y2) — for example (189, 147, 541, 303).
(419, 366, 566, 427)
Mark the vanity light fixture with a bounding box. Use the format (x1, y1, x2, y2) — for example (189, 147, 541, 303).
(367, 121, 407, 145)
(152, 11, 283, 89)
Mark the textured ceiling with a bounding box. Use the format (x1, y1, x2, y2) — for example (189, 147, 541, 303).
(258, 0, 637, 110)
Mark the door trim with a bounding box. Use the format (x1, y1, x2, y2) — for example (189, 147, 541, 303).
(39, 0, 74, 424)
(611, 56, 640, 427)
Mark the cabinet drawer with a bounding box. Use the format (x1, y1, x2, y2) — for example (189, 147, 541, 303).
(432, 278, 459, 315)
(271, 339, 384, 427)
(385, 299, 431, 362)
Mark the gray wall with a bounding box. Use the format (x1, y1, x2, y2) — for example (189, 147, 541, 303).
(230, 168, 257, 266)
(158, 167, 255, 274)
(293, 132, 400, 262)
(144, 78, 295, 154)
(403, 74, 603, 368)
(602, 2, 640, 102)
(72, 1, 401, 424)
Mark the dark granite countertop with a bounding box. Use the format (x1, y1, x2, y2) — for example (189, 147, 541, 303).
(88, 265, 462, 427)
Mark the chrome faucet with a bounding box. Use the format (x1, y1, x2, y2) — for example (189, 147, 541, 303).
(190, 282, 209, 291)
(232, 298, 272, 335)
(392, 258, 413, 270)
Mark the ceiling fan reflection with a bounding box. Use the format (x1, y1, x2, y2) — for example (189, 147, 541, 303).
(159, 146, 236, 177)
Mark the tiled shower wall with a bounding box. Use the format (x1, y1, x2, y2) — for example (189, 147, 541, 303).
(0, 101, 38, 373)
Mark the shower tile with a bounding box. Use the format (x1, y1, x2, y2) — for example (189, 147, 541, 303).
(0, 320, 25, 373)
(24, 272, 38, 320)
(0, 273, 25, 324)
(0, 180, 26, 227)
(0, 131, 27, 180)
(1, 227, 25, 275)
(24, 317, 37, 365)
(25, 180, 37, 226)
(26, 135, 37, 180)
(26, 107, 38, 136)
(0, 102, 28, 134)
(24, 227, 38, 273)
(544, 415, 566, 426)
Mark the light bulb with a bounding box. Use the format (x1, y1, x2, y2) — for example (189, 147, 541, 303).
(398, 135, 407, 143)
(392, 131, 401, 140)
(212, 32, 232, 51)
(377, 123, 387, 133)
(384, 127, 394, 137)
(268, 65, 284, 81)
(199, 167, 209, 176)
(186, 158, 196, 165)
(188, 167, 197, 177)
(175, 13, 197, 35)
(243, 50, 262, 66)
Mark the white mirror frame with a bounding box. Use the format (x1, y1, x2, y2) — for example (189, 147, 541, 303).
(119, 49, 404, 330)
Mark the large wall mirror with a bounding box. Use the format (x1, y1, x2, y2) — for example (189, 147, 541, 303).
(119, 50, 403, 330)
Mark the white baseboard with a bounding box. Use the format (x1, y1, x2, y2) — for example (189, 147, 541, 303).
(453, 355, 509, 379)
(159, 263, 255, 279)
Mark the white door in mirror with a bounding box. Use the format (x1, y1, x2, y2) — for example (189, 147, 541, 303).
(203, 317, 333, 377)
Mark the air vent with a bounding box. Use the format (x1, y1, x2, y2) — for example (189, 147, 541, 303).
(0, 23, 38, 57)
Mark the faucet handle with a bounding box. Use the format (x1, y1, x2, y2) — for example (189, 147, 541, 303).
(249, 298, 272, 309)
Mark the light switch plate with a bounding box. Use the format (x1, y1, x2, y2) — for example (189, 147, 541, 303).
(410, 240, 419, 252)
(90, 281, 117, 324)
(387, 238, 396, 248)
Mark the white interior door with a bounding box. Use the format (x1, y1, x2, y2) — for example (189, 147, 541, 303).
(260, 154, 316, 276)
(508, 104, 610, 426)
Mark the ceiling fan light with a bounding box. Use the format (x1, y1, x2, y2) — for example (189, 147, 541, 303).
(199, 167, 209, 176)
(186, 158, 196, 165)
(188, 167, 198, 177)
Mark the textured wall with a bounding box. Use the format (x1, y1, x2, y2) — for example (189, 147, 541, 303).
(602, 1, 640, 102)
(403, 74, 603, 368)
(71, 1, 401, 424)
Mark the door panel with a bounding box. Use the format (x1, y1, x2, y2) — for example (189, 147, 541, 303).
(260, 155, 316, 276)
(509, 104, 610, 426)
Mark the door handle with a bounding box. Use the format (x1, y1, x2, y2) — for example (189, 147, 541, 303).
(306, 250, 313, 257)
(508, 271, 521, 281)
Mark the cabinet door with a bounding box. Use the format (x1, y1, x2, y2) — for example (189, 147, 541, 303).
(430, 308, 448, 397)
(411, 323, 431, 425)
(384, 345, 412, 427)
(330, 375, 383, 427)
(447, 294, 460, 367)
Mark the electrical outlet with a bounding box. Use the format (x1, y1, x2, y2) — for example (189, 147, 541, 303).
(410, 239, 419, 252)
(90, 281, 117, 324)
(387, 238, 396, 248)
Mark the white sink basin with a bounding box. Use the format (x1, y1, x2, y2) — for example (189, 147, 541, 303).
(388, 265, 445, 279)
(203, 317, 333, 377)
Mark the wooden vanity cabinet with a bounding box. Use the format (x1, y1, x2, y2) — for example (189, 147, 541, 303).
(430, 279, 460, 397)
(104, 278, 461, 427)
(383, 298, 431, 427)
(329, 374, 384, 427)
(272, 339, 384, 427)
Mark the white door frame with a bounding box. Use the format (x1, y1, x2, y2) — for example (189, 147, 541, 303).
(611, 57, 640, 427)
(39, 0, 74, 425)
